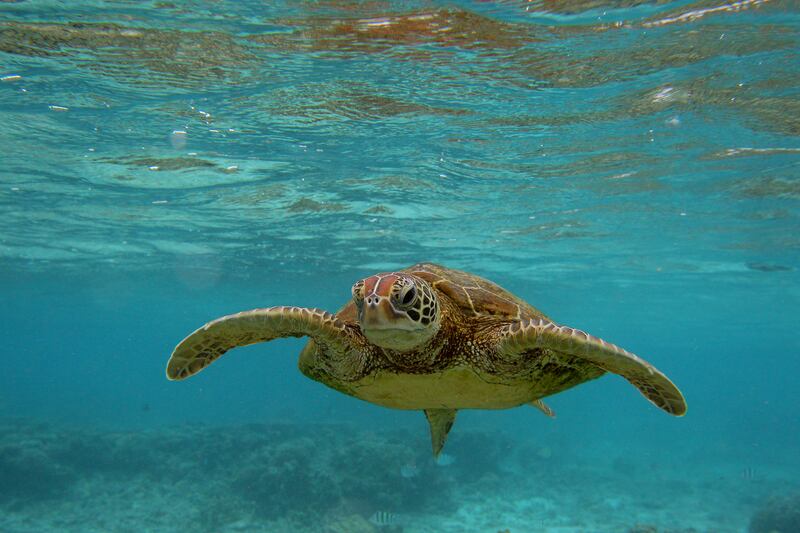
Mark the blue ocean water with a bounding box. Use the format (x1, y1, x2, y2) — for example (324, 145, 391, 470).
(1, 1, 799, 531)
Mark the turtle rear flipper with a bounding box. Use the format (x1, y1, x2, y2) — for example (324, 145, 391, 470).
(166, 306, 350, 380)
(424, 408, 457, 458)
(497, 319, 687, 416)
(529, 399, 555, 418)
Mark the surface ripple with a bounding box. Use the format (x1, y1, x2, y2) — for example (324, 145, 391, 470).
(0, 0, 798, 285)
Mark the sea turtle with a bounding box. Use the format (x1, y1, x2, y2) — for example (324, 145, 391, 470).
(167, 263, 686, 456)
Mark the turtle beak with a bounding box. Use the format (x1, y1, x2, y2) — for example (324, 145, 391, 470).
(360, 296, 402, 330)
(360, 297, 430, 352)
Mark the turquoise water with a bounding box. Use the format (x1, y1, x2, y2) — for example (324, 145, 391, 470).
(1, 1, 799, 531)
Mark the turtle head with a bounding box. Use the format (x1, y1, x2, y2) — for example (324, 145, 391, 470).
(352, 272, 440, 351)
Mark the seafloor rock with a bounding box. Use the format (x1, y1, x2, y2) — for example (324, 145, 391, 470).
(445, 430, 509, 482)
(627, 525, 658, 533)
(749, 493, 800, 533)
(55, 433, 148, 474)
(0, 419, 512, 527)
(229, 425, 459, 520)
(626, 526, 698, 533)
(0, 437, 76, 503)
(323, 510, 378, 533)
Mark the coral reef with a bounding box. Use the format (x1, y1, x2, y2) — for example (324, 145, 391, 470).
(626, 526, 699, 533)
(627, 526, 658, 533)
(323, 511, 377, 533)
(0, 420, 509, 529)
(749, 493, 800, 533)
(0, 435, 75, 503)
(231, 426, 457, 521)
(2, 418, 791, 532)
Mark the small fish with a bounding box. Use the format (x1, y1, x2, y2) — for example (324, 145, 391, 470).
(369, 511, 402, 527)
(434, 453, 455, 467)
(747, 262, 792, 273)
(399, 460, 419, 479)
(741, 467, 756, 481)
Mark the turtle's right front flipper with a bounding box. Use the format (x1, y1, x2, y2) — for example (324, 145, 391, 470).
(166, 306, 349, 380)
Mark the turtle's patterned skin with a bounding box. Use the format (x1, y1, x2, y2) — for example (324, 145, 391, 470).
(167, 262, 686, 455)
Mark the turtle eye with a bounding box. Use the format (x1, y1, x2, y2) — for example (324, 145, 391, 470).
(401, 285, 417, 306)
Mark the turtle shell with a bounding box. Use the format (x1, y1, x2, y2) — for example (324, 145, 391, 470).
(405, 263, 550, 321)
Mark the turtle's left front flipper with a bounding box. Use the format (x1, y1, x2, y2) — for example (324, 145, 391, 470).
(167, 306, 350, 380)
(497, 319, 687, 416)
